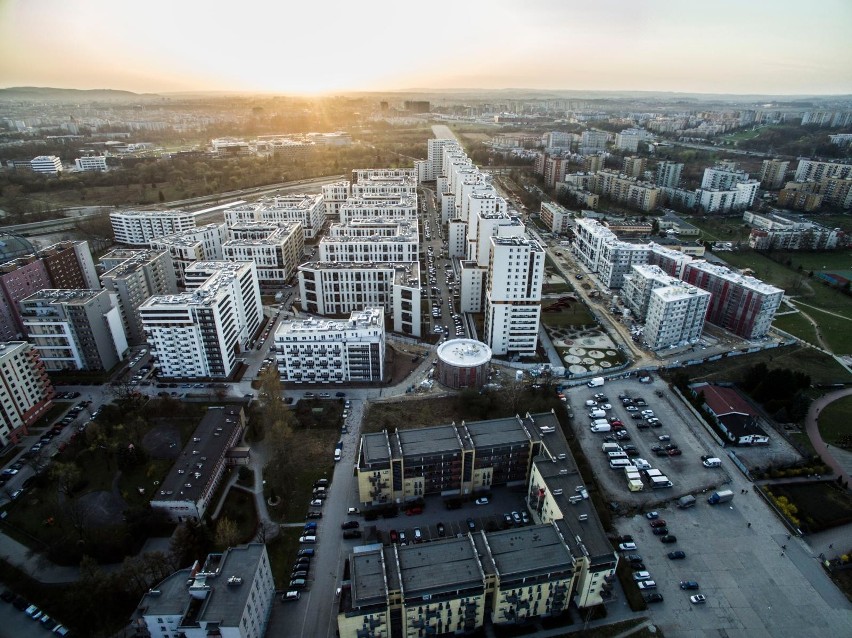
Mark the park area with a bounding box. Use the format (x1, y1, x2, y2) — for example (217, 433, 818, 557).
(817, 395, 852, 448)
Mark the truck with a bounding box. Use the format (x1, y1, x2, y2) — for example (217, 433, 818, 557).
(587, 377, 605, 388)
(627, 479, 644, 492)
(707, 489, 734, 505)
(650, 476, 673, 489)
(677, 495, 697, 509)
(602, 442, 622, 453)
(645, 469, 663, 479)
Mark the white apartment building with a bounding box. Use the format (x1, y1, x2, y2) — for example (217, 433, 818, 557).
(223, 221, 304, 285)
(448, 220, 467, 259)
(622, 264, 681, 320)
(655, 161, 683, 189)
(136, 543, 273, 638)
(580, 130, 610, 152)
(744, 211, 844, 251)
(352, 168, 416, 182)
(20, 289, 128, 372)
(459, 260, 487, 313)
(0, 342, 54, 446)
(539, 202, 573, 234)
(484, 236, 545, 356)
(467, 211, 525, 267)
(111, 210, 197, 246)
(572, 217, 619, 273)
(597, 241, 651, 288)
(321, 181, 351, 221)
(225, 194, 325, 238)
(338, 195, 418, 224)
(319, 219, 418, 263)
(30, 155, 62, 174)
(140, 262, 262, 379)
(701, 165, 751, 190)
(150, 223, 227, 285)
(793, 159, 852, 182)
(100, 249, 179, 346)
(74, 155, 108, 171)
(697, 181, 759, 213)
(275, 308, 385, 384)
(350, 174, 417, 199)
(423, 139, 459, 182)
(614, 129, 652, 152)
(298, 262, 421, 337)
(643, 284, 710, 350)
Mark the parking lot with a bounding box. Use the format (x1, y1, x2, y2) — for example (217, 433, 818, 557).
(567, 375, 733, 508)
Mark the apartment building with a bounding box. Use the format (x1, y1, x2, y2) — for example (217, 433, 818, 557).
(275, 308, 385, 384)
(759, 159, 790, 190)
(655, 161, 683, 189)
(39, 240, 99, 290)
(338, 195, 418, 224)
(539, 202, 573, 235)
(135, 543, 273, 638)
(701, 164, 751, 190)
(580, 130, 610, 152)
(225, 194, 324, 238)
(643, 284, 710, 350)
(140, 262, 261, 379)
(597, 241, 651, 289)
(110, 210, 196, 246)
(622, 156, 646, 178)
(150, 223, 227, 285)
(99, 249, 179, 346)
(0, 256, 53, 341)
(343, 412, 617, 637)
(20, 289, 128, 371)
(467, 209, 524, 267)
(615, 129, 652, 152)
(591, 170, 660, 212)
(793, 159, 852, 182)
(319, 219, 418, 263)
(0, 342, 54, 446)
(697, 181, 759, 213)
(484, 236, 544, 356)
(423, 138, 460, 182)
(623, 265, 679, 320)
(350, 174, 417, 199)
(223, 221, 304, 285)
(321, 181, 351, 220)
(572, 218, 619, 273)
(682, 261, 783, 339)
(149, 405, 245, 522)
(74, 155, 108, 172)
(30, 155, 62, 174)
(744, 211, 845, 250)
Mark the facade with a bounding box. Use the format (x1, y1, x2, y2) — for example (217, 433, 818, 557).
(759, 159, 789, 190)
(643, 284, 710, 350)
(484, 236, 545, 356)
(99, 249, 179, 346)
(274, 308, 385, 384)
(744, 211, 845, 251)
(467, 209, 524, 268)
(459, 261, 487, 313)
(539, 202, 573, 234)
(74, 155, 108, 172)
(580, 130, 610, 152)
(0, 256, 53, 341)
(223, 222, 304, 285)
(425, 138, 460, 182)
(350, 174, 417, 199)
(149, 405, 245, 521)
(597, 241, 651, 289)
(682, 261, 783, 339)
(435, 339, 492, 389)
(135, 543, 273, 638)
(701, 165, 750, 190)
(298, 262, 421, 337)
(150, 223, 227, 285)
(655, 161, 683, 189)
(622, 156, 646, 178)
(338, 196, 418, 224)
(0, 342, 54, 446)
(225, 194, 324, 239)
(321, 181, 350, 220)
(591, 170, 660, 212)
(30, 155, 62, 174)
(793, 159, 852, 183)
(40, 240, 99, 290)
(341, 412, 617, 637)
(697, 181, 759, 213)
(110, 210, 196, 246)
(20, 289, 128, 371)
(319, 219, 418, 263)
(140, 262, 262, 379)
(691, 383, 769, 445)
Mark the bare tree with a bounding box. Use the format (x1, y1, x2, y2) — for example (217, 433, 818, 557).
(214, 516, 240, 550)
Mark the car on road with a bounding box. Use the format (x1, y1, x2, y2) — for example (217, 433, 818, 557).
(680, 581, 700, 590)
(690, 594, 707, 604)
(298, 535, 316, 543)
(319, 392, 331, 398)
(389, 530, 399, 543)
(637, 580, 657, 590)
(289, 579, 307, 590)
(303, 392, 315, 398)
(660, 535, 677, 544)
(475, 497, 489, 505)
(341, 521, 360, 530)
(652, 527, 669, 536)
(335, 392, 346, 397)
(644, 593, 664, 603)
(306, 511, 322, 519)
(658, 435, 671, 441)
(297, 548, 314, 557)
(668, 550, 686, 559)
(436, 522, 446, 537)
(625, 405, 638, 411)
(618, 542, 637, 551)
(503, 513, 513, 527)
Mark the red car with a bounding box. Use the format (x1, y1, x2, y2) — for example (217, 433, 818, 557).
(389, 529, 399, 543)
(610, 420, 624, 428)
(406, 506, 423, 516)
(650, 519, 667, 528)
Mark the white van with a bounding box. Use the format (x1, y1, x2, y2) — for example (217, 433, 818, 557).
(588, 409, 606, 419)
(609, 459, 632, 469)
(702, 457, 722, 468)
(602, 442, 622, 453)
(608, 451, 628, 460)
(298, 535, 317, 543)
(590, 424, 612, 433)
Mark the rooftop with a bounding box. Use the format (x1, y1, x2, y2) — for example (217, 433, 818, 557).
(21, 288, 104, 304)
(275, 308, 383, 337)
(484, 524, 575, 582)
(398, 425, 463, 459)
(153, 223, 224, 247)
(686, 260, 784, 295)
(651, 283, 709, 302)
(397, 536, 484, 600)
(693, 383, 757, 417)
(350, 549, 388, 608)
(436, 339, 492, 368)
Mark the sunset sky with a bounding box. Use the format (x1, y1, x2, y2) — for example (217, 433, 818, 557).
(1, 0, 850, 95)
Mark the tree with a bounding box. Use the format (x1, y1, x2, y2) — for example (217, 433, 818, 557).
(171, 519, 213, 567)
(158, 189, 165, 202)
(51, 462, 82, 497)
(214, 516, 241, 550)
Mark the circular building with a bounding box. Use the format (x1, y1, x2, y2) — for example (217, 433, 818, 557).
(436, 339, 492, 390)
(0, 232, 36, 265)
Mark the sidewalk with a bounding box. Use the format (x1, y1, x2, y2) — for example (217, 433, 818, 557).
(805, 388, 852, 489)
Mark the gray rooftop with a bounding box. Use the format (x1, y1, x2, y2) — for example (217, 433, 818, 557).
(484, 524, 575, 582)
(397, 536, 483, 600)
(464, 416, 532, 449)
(361, 431, 391, 467)
(351, 549, 388, 608)
(398, 425, 462, 459)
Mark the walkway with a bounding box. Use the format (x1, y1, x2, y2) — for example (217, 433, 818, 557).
(805, 387, 852, 489)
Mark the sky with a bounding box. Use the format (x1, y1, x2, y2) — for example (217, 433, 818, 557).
(1, 0, 851, 96)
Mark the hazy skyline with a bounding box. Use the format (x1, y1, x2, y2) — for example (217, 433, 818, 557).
(2, 0, 851, 96)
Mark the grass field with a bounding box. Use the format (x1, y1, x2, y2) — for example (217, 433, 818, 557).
(817, 395, 852, 445)
(541, 305, 595, 327)
(773, 313, 818, 343)
(218, 489, 259, 544)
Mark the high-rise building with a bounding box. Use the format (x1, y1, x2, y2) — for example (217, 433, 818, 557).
(484, 236, 545, 356)
(682, 261, 783, 339)
(0, 256, 53, 341)
(655, 161, 683, 189)
(793, 159, 852, 182)
(275, 308, 385, 384)
(0, 342, 54, 446)
(225, 194, 324, 239)
(99, 249, 179, 346)
(338, 195, 417, 224)
(701, 164, 751, 190)
(759, 159, 789, 190)
(643, 283, 710, 350)
(110, 210, 196, 246)
(622, 156, 647, 178)
(424, 138, 459, 182)
(140, 262, 262, 379)
(539, 202, 573, 235)
(20, 289, 128, 371)
(150, 223, 227, 285)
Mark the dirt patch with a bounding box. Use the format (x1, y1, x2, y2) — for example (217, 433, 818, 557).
(142, 423, 182, 459)
(78, 490, 127, 527)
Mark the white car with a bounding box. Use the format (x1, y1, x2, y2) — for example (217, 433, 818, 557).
(599, 403, 612, 410)
(690, 594, 707, 604)
(632, 571, 651, 581)
(637, 580, 657, 590)
(618, 542, 637, 551)
(475, 497, 489, 505)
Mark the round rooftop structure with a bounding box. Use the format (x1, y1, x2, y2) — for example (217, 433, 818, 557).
(0, 232, 36, 265)
(435, 339, 492, 390)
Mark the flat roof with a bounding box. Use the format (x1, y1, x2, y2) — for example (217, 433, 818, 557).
(464, 416, 530, 449)
(485, 524, 575, 582)
(361, 431, 391, 466)
(276, 308, 383, 337)
(398, 537, 483, 600)
(436, 339, 492, 368)
(351, 549, 388, 608)
(398, 425, 462, 459)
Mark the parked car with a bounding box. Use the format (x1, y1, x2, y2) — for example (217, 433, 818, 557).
(652, 527, 669, 536)
(650, 519, 667, 528)
(667, 551, 686, 560)
(467, 518, 476, 531)
(660, 535, 677, 544)
(436, 522, 446, 537)
(632, 571, 651, 581)
(680, 581, 700, 590)
(618, 542, 637, 551)
(474, 497, 489, 505)
(690, 594, 707, 604)
(413, 527, 423, 542)
(341, 521, 360, 530)
(644, 593, 664, 603)
(636, 580, 657, 590)
(343, 530, 362, 539)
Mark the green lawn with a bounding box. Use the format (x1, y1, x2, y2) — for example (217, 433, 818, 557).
(267, 528, 305, 589)
(773, 312, 818, 343)
(818, 395, 852, 445)
(218, 489, 259, 544)
(769, 481, 852, 533)
(541, 305, 595, 327)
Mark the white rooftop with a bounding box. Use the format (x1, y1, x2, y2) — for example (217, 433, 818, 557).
(437, 339, 492, 367)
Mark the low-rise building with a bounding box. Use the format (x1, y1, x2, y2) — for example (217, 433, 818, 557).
(0, 342, 54, 446)
(539, 202, 573, 234)
(149, 405, 245, 521)
(134, 543, 273, 638)
(691, 383, 769, 445)
(74, 155, 108, 172)
(338, 196, 418, 225)
(275, 309, 385, 384)
(30, 155, 62, 174)
(20, 289, 128, 371)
